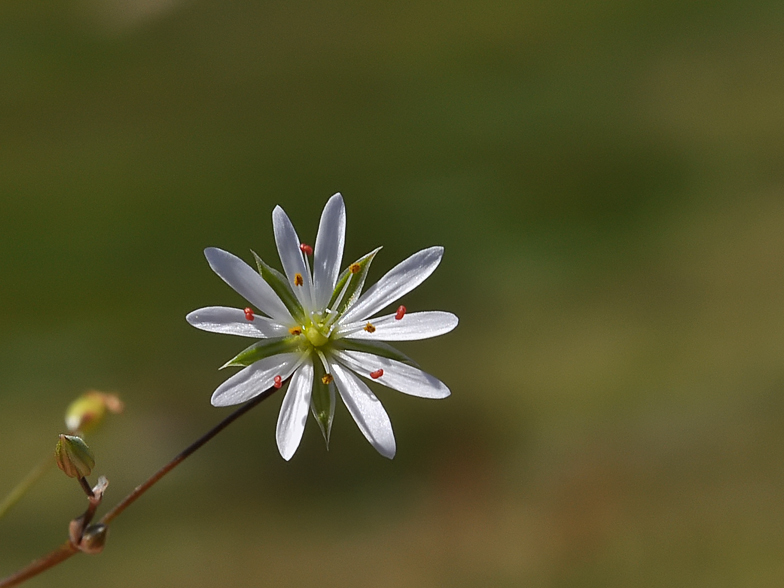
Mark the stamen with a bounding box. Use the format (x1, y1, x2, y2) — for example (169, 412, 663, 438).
(370, 369, 384, 379)
(363, 322, 376, 333)
(349, 263, 361, 274)
(300, 243, 313, 255)
(395, 305, 406, 320)
(294, 273, 304, 287)
(244, 307, 255, 321)
(289, 326, 303, 336)
(273, 375, 282, 389)
(321, 374, 334, 385)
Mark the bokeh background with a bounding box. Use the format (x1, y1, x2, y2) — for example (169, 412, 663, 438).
(3, 1, 784, 586)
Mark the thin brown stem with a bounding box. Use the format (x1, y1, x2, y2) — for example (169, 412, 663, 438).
(0, 384, 279, 588)
(78, 477, 94, 499)
(0, 543, 77, 588)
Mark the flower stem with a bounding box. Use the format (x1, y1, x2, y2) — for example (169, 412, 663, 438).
(78, 477, 94, 499)
(0, 385, 279, 588)
(0, 455, 54, 520)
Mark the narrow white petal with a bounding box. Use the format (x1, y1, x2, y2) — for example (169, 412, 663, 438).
(329, 360, 396, 458)
(272, 206, 315, 312)
(276, 359, 314, 461)
(340, 246, 444, 324)
(211, 352, 302, 407)
(334, 350, 450, 399)
(313, 193, 346, 309)
(337, 311, 458, 341)
(204, 248, 293, 324)
(186, 307, 289, 338)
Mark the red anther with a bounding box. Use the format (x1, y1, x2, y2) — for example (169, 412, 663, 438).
(395, 305, 406, 320)
(244, 307, 255, 321)
(370, 369, 384, 379)
(300, 243, 313, 255)
(273, 375, 283, 389)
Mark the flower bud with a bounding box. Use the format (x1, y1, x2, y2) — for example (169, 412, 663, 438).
(55, 434, 95, 479)
(79, 523, 108, 554)
(65, 390, 124, 434)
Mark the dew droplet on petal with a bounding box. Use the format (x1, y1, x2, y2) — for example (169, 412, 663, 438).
(273, 375, 282, 389)
(321, 374, 333, 385)
(370, 369, 384, 379)
(294, 273, 304, 286)
(395, 305, 406, 320)
(289, 326, 302, 336)
(363, 322, 376, 333)
(300, 243, 313, 255)
(244, 307, 255, 321)
(349, 263, 361, 274)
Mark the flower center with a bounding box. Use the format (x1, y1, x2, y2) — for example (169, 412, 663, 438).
(304, 323, 329, 347)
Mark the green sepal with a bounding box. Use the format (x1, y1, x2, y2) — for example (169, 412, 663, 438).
(327, 247, 381, 318)
(333, 338, 419, 367)
(310, 357, 336, 448)
(251, 250, 306, 324)
(221, 337, 300, 369)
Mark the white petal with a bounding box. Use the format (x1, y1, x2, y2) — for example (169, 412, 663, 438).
(211, 352, 302, 407)
(313, 193, 346, 310)
(329, 360, 396, 458)
(272, 206, 315, 312)
(337, 311, 458, 341)
(204, 248, 293, 325)
(186, 307, 289, 338)
(334, 350, 450, 399)
(340, 246, 444, 324)
(276, 359, 314, 461)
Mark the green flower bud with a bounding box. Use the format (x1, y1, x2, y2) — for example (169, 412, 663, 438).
(55, 434, 95, 479)
(65, 390, 124, 434)
(79, 523, 108, 554)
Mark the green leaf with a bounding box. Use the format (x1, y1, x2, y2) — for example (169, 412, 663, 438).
(310, 358, 336, 447)
(327, 247, 381, 318)
(251, 250, 306, 324)
(332, 338, 418, 367)
(222, 337, 299, 369)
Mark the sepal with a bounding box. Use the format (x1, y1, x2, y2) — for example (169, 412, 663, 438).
(310, 359, 336, 447)
(252, 250, 306, 323)
(221, 337, 300, 369)
(327, 247, 381, 319)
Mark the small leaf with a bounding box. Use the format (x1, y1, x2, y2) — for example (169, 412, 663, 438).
(222, 337, 300, 369)
(252, 251, 305, 324)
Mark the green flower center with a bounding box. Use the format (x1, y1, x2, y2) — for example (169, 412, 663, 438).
(304, 322, 329, 348)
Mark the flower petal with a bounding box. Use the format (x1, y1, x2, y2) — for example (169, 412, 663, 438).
(334, 350, 450, 399)
(204, 248, 293, 324)
(340, 246, 444, 324)
(329, 360, 396, 458)
(211, 352, 302, 407)
(186, 307, 289, 338)
(337, 311, 458, 341)
(313, 193, 346, 310)
(276, 358, 314, 461)
(272, 206, 315, 312)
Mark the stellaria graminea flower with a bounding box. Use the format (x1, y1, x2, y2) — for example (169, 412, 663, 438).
(187, 193, 458, 459)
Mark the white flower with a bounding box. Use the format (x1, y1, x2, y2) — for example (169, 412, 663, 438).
(187, 193, 458, 460)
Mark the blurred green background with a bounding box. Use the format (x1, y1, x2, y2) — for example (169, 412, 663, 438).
(2, 0, 784, 586)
